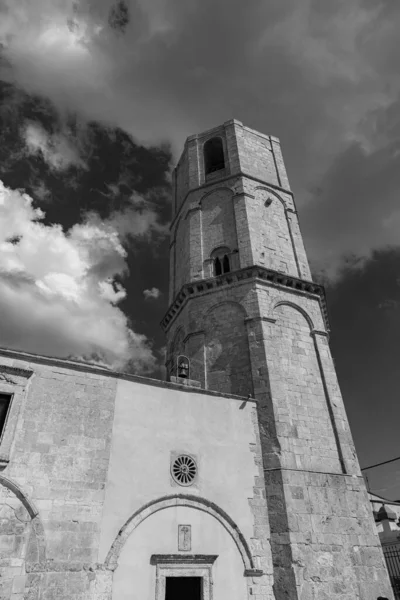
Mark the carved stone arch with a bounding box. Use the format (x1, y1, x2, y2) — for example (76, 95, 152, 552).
(272, 300, 314, 330)
(0, 474, 47, 571)
(105, 494, 255, 572)
(202, 300, 248, 326)
(199, 186, 234, 205)
(210, 245, 231, 258)
(0, 474, 39, 518)
(254, 185, 287, 209)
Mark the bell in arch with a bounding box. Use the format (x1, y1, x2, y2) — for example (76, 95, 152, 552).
(177, 355, 190, 379)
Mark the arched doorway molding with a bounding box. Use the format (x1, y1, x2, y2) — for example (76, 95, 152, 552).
(105, 494, 256, 573)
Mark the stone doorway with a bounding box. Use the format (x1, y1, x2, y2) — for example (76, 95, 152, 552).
(165, 576, 202, 600)
(151, 554, 217, 600)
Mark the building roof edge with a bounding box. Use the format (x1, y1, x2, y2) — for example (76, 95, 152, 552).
(0, 346, 254, 403)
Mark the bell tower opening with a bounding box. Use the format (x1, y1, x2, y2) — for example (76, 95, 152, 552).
(211, 246, 231, 277)
(204, 137, 225, 175)
(165, 577, 202, 600)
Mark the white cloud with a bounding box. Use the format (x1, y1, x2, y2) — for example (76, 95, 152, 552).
(85, 193, 169, 242)
(0, 180, 156, 372)
(23, 122, 86, 171)
(143, 287, 160, 300)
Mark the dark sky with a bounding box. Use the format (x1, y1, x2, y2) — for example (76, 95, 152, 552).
(1, 0, 400, 499)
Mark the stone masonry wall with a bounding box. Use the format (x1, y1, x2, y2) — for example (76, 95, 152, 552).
(168, 175, 311, 303)
(247, 287, 394, 598)
(204, 301, 253, 397)
(237, 177, 312, 280)
(235, 125, 279, 187)
(265, 302, 343, 474)
(264, 469, 393, 600)
(200, 187, 238, 265)
(165, 278, 259, 390)
(245, 187, 298, 276)
(0, 483, 32, 599)
(174, 215, 190, 294)
(0, 355, 117, 600)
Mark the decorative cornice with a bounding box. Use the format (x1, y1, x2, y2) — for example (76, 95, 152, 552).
(150, 554, 218, 565)
(161, 266, 330, 333)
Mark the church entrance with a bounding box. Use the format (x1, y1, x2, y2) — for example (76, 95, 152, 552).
(165, 576, 202, 600)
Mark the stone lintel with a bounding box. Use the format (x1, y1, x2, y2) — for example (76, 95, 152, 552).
(150, 554, 218, 565)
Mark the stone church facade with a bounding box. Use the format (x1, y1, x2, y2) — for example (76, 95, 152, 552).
(0, 120, 393, 599)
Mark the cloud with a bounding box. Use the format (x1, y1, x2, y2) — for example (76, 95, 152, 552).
(302, 97, 400, 281)
(85, 192, 169, 243)
(0, 0, 395, 159)
(0, 179, 156, 371)
(143, 287, 160, 300)
(23, 122, 86, 171)
(1, 0, 400, 279)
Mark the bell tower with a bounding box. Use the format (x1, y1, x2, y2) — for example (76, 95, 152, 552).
(161, 119, 393, 599)
(163, 118, 321, 396)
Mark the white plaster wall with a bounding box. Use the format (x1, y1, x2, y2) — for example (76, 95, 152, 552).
(112, 506, 248, 600)
(99, 380, 258, 563)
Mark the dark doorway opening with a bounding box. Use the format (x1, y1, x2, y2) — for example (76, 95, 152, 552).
(165, 576, 202, 600)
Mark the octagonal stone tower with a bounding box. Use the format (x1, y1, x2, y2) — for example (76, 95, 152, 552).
(161, 120, 393, 599)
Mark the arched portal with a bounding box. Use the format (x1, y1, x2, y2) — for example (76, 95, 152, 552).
(108, 495, 259, 600)
(105, 494, 254, 571)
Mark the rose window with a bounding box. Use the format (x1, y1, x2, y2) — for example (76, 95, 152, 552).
(171, 455, 197, 486)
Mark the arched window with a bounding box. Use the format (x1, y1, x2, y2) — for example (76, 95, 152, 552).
(211, 246, 231, 277)
(214, 257, 222, 276)
(204, 137, 225, 175)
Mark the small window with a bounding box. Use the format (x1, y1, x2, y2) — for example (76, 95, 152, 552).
(204, 137, 225, 175)
(0, 394, 11, 439)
